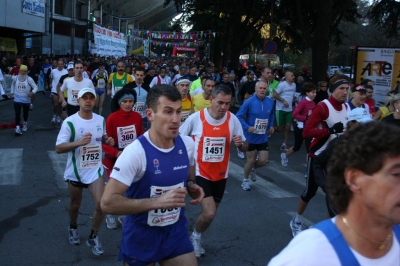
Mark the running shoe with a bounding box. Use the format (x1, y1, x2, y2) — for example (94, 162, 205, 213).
(30, 104, 34, 111)
(249, 168, 257, 182)
(86, 235, 104, 255)
(280, 143, 287, 151)
(290, 217, 304, 237)
(68, 226, 80, 245)
(15, 127, 22, 136)
(241, 179, 251, 191)
(106, 214, 118, 229)
(281, 153, 288, 167)
(118, 215, 126, 226)
(22, 122, 27, 132)
(51, 116, 56, 124)
(56, 116, 61, 124)
(237, 148, 245, 159)
(190, 235, 205, 258)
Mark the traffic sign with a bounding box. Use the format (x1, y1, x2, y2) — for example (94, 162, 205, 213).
(264, 40, 277, 54)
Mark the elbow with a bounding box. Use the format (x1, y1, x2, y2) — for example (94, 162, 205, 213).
(100, 197, 112, 214)
(55, 146, 62, 154)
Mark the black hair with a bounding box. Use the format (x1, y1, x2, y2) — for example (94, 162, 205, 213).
(111, 86, 137, 112)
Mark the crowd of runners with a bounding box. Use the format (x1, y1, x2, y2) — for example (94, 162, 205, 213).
(2, 52, 400, 265)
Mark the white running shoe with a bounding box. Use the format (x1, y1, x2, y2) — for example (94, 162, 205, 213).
(106, 214, 118, 229)
(118, 215, 126, 226)
(241, 179, 251, 191)
(30, 104, 34, 111)
(51, 116, 56, 124)
(237, 148, 245, 159)
(86, 235, 104, 255)
(249, 168, 257, 182)
(15, 127, 22, 136)
(22, 122, 27, 132)
(68, 226, 80, 245)
(281, 153, 288, 167)
(190, 235, 205, 257)
(290, 217, 305, 237)
(280, 143, 287, 151)
(56, 116, 61, 124)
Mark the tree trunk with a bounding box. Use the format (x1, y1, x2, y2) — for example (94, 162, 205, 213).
(311, 0, 332, 84)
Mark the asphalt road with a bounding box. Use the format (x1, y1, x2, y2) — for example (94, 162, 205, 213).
(0, 92, 327, 265)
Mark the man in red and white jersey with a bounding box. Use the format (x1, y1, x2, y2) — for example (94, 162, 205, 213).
(179, 84, 248, 258)
(289, 74, 350, 237)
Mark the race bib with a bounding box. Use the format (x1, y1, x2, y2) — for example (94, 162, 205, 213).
(114, 86, 122, 94)
(97, 79, 106, 89)
(254, 118, 268, 134)
(147, 182, 183, 227)
(117, 125, 137, 149)
(297, 121, 304, 129)
(71, 89, 79, 105)
(133, 102, 145, 117)
(80, 143, 102, 169)
(17, 82, 27, 93)
(202, 137, 226, 162)
(181, 111, 190, 124)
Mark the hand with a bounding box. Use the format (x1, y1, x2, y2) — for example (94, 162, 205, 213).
(328, 122, 344, 134)
(232, 134, 243, 147)
(28, 92, 33, 97)
(187, 183, 204, 205)
(78, 132, 92, 146)
(158, 188, 187, 209)
(268, 126, 274, 134)
(61, 101, 67, 107)
(105, 137, 114, 146)
(248, 127, 255, 133)
(107, 90, 111, 95)
(283, 100, 289, 107)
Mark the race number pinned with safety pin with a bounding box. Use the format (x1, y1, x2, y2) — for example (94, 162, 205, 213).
(147, 182, 183, 227)
(80, 143, 102, 169)
(202, 137, 226, 162)
(117, 125, 137, 149)
(71, 90, 79, 105)
(133, 102, 145, 117)
(254, 118, 268, 134)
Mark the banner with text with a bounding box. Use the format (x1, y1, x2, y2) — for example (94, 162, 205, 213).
(91, 24, 127, 57)
(356, 47, 400, 106)
(22, 0, 45, 17)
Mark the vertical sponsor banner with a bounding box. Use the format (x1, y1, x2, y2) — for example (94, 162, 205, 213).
(356, 47, 400, 106)
(143, 39, 150, 56)
(392, 51, 400, 92)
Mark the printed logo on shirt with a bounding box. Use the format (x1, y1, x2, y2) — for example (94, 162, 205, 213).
(113, 167, 120, 171)
(95, 137, 102, 141)
(97, 125, 102, 132)
(173, 165, 187, 170)
(153, 159, 161, 174)
(79, 128, 85, 135)
(178, 149, 183, 154)
(213, 127, 220, 130)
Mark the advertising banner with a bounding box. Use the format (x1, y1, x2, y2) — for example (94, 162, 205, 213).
(0, 38, 18, 53)
(22, 0, 45, 17)
(356, 47, 400, 106)
(91, 24, 127, 57)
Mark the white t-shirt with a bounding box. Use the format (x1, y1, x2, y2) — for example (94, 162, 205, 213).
(110, 132, 195, 186)
(268, 217, 400, 266)
(50, 68, 68, 93)
(11, 76, 38, 103)
(56, 113, 106, 184)
(60, 77, 95, 106)
(179, 108, 246, 179)
(191, 87, 204, 96)
(149, 75, 172, 88)
(275, 81, 296, 112)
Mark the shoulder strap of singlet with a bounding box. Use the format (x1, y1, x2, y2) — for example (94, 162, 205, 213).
(313, 219, 360, 266)
(393, 225, 400, 243)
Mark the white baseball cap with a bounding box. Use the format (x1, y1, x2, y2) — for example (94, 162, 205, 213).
(348, 108, 373, 123)
(78, 88, 96, 99)
(67, 63, 74, 70)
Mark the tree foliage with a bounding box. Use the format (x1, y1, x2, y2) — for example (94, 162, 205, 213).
(367, 0, 400, 39)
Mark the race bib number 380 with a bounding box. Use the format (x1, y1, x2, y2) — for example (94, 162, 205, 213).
(147, 182, 183, 227)
(202, 136, 226, 162)
(80, 143, 102, 169)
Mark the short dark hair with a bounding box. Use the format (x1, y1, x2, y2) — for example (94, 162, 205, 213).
(146, 84, 181, 112)
(111, 86, 137, 112)
(327, 122, 400, 214)
(134, 66, 145, 73)
(361, 78, 372, 86)
(301, 83, 317, 96)
(211, 84, 232, 98)
(74, 61, 83, 67)
(117, 60, 125, 66)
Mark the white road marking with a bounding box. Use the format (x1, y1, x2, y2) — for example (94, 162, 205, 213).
(0, 149, 23, 185)
(47, 151, 68, 188)
(229, 161, 297, 198)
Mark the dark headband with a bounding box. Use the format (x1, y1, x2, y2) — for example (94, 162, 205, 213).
(329, 79, 350, 93)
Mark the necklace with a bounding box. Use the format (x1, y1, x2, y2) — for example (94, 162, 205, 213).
(342, 216, 392, 250)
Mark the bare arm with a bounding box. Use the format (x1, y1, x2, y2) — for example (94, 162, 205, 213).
(101, 178, 188, 215)
(55, 132, 91, 153)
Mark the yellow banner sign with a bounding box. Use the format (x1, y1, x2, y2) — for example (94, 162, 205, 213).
(0, 37, 18, 52)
